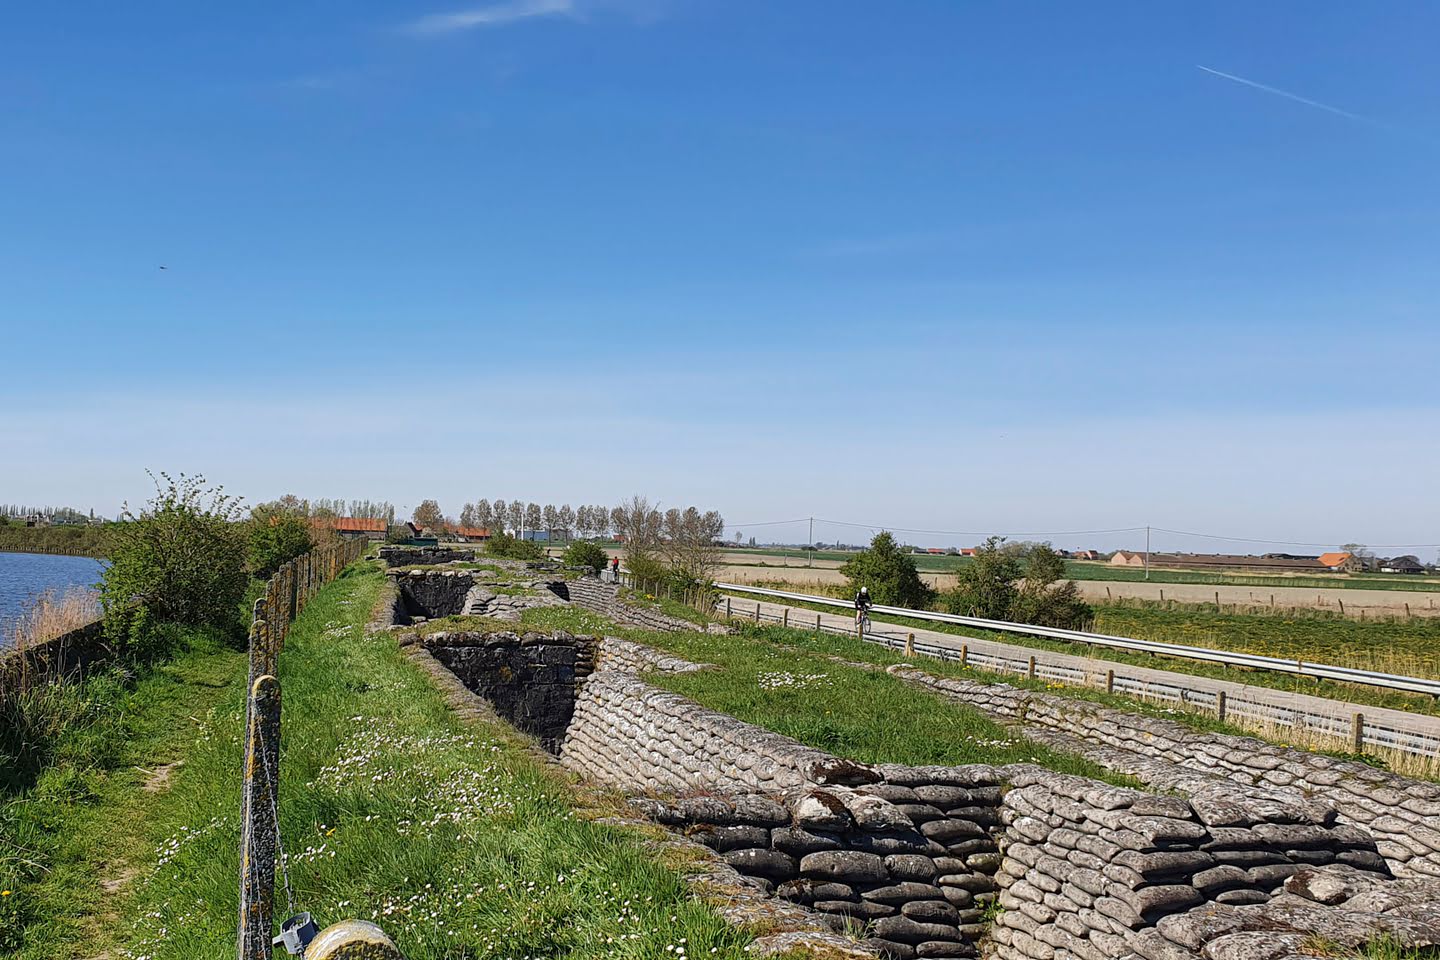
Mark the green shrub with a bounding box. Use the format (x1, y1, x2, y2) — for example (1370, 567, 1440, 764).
(563, 540, 609, 573)
(486, 529, 544, 560)
(839, 532, 936, 608)
(625, 552, 670, 593)
(942, 537, 1091, 629)
(245, 505, 313, 579)
(100, 472, 247, 650)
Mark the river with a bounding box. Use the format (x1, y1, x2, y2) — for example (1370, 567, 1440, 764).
(0, 551, 108, 643)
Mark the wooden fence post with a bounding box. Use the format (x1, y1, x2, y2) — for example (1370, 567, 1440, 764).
(1216, 690, 1227, 722)
(1105, 669, 1115, 693)
(783, 608, 790, 628)
(1351, 713, 1365, 754)
(815, 613, 822, 635)
(905, 633, 914, 657)
(237, 674, 282, 960)
(725, 598, 731, 619)
(754, 602, 761, 622)
(1027, 655, 1037, 679)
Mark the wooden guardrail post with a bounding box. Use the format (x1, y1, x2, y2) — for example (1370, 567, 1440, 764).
(959, 644, 968, 667)
(1351, 713, 1365, 754)
(1027, 655, 1037, 679)
(725, 598, 731, 619)
(754, 602, 761, 622)
(905, 633, 914, 657)
(1216, 690, 1227, 722)
(815, 613, 822, 635)
(1105, 669, 1115, 693)
(783, 608, 789, 628)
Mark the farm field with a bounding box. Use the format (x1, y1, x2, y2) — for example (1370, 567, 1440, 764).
(709, 563, 1440, 616)
(697, 547, 1440, 593)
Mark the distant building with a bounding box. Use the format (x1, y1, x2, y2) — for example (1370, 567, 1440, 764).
(1110, 551, 1330, 573)
(1380, 555, 1425, 575)
(456, 527, 491, 542)
(320, 517, 388, 541)
(1110, 550, 1147, 567)
(1072, 550, 1100, 561)
(959, 548, 977, 557)
(1317, 551, 1359, 572)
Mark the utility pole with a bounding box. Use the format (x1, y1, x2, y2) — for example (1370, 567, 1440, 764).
(1145, 525, 1151, 580)
(809, 517, 814, 568)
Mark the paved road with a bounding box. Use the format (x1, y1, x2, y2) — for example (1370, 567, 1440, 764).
(721, 593, 1440, 757)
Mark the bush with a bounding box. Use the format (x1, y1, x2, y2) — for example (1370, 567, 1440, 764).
(486, 530, 544, 561)
(563, 540, 609, 574)
(100, 473, 247, 650)
(839, 532, 936, 608)
(942, 537, 1091, 629)
(246, 505, 313, 579)
(624, 552, 670, 593)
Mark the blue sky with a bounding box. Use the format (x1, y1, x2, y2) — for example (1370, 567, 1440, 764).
(3, 2, 1437, 553)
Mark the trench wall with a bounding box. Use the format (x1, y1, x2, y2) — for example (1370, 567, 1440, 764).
(551, 645, 1440, 960)
(893, 666, 1440, 879)
(562, 577, 711, 633)
(378, 546, 478, 567)
(0, 617, 108, 689)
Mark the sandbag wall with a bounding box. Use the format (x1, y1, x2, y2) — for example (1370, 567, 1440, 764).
(562, 577, 710, 632)
(895, 667, 1440, 879)
(992, 769, 1393, 960)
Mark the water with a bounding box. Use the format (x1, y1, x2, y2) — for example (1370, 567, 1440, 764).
(0, 551, 108, 642)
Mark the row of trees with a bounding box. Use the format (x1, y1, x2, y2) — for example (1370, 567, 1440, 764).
(840, 532, 1092, 629)
(611, 496, 726, 594)
(448, 500, 619, 541)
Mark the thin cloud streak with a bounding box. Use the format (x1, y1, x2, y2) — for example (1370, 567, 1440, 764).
(1196, 65, 1376, 125)
(404, 0, 573, 35)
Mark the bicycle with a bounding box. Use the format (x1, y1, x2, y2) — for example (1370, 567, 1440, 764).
(854, 607, 871, 636)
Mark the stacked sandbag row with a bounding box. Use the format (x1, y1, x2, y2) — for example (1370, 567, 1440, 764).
(991, 769, 1392, 960)
(558, 671, 848, 794)
(634, 767, 1008, 960)
(891, 665, 1440, 879)
(1147, 864, 1440, 960)
(594, 636, 710, 675)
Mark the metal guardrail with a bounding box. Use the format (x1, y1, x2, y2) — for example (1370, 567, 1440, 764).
(713, 582, 1440, 697)
(714, 586, 1440, 757)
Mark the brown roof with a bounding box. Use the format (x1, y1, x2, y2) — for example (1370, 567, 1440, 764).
(326, 517, 388, 533)
(457, 527, 490, 538)
(1317, 552, 1352, 568)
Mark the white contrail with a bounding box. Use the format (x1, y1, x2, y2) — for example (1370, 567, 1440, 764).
(1196, 64, 1372, 124)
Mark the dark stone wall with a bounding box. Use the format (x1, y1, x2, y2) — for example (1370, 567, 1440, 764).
(378, 546, 477, 568)
(0, 617, 108, 689)
(392, 571, 475, 622)
(424, 630, 595, 751)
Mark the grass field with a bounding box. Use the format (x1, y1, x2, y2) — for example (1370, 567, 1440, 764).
(731, 584, 1440, 720)
(719, 547, 1440, 592)
(519, 607, 1130, 784)
(3, 564, 761, 960)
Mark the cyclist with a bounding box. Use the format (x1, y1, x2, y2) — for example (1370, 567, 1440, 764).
(854, 586, 872, 634)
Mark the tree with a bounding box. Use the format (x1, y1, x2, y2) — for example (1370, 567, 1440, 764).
(247, 500, 314, 579)
(839, 531, 935, 608)
(475, 499, 493, 531)
(101, 472, 248, 651)
(942, 537, 1090, 628)
(507, 501, 525, 537)
(492, 500, 508, 533)
(459, 503, 477, 528)
(559, 504, 575, 541)
(564, 540, 609, 573)
(525, 502, 543, 538)
(661, 506, 726, 588)
(412, 499, 444, 532)
(542, 504, 558, 538)
(486, 528, 544, 560)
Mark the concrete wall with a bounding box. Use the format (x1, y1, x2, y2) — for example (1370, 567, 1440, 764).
(0, 617, 107, 689)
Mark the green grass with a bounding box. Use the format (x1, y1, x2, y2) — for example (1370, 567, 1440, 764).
(106, 562, 758, 960)
(743, 591, 1440, 719)
(604, 618, 1134, 784)
(0, 629, 245, 958)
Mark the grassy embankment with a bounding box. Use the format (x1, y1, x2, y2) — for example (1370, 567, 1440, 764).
(737, 582, 1440, 706)
(515, 606, 1132, 786)
(3, 561, 760, 960)
(0, 524, 110, 558)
